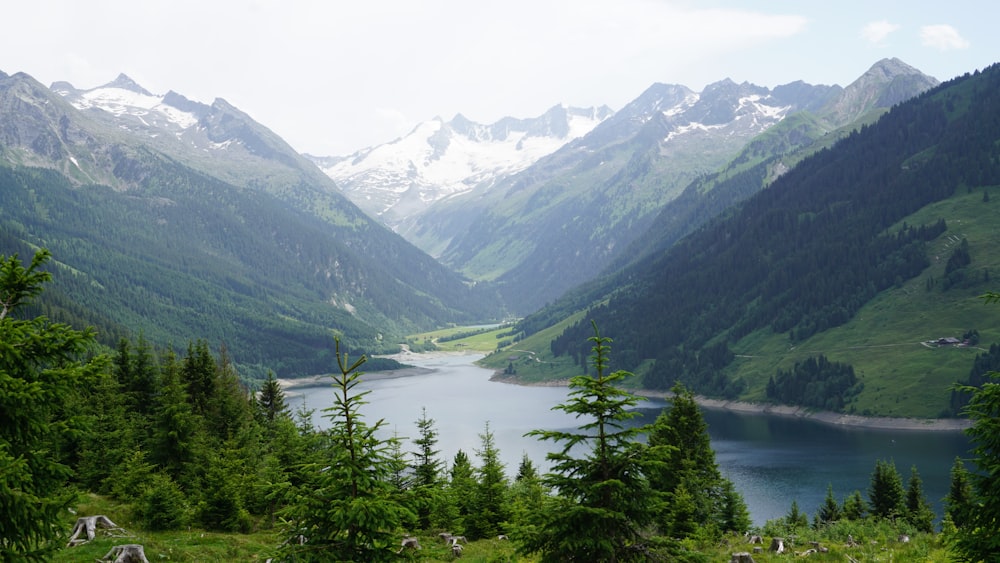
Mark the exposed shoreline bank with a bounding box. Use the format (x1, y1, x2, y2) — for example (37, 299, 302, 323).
(490, 374, 972, 433)
(276, 350, 476, 392)
(277, 350, 970, 432)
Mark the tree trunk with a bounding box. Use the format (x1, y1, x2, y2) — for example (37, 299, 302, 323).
(101, 544, 150, 563)
(66, 515, 125, 547)
(730, 552, 756, 563)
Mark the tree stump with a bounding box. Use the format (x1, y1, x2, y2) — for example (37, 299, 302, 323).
(769, 537, 785, 553)
(730, 552, 756, 563)
(66, 515, 126, 547)
(100, 544, 150, 563)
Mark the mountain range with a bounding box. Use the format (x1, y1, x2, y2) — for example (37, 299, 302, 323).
(308, 104, 613, 235)
(3, 57, 998, 419)
(316, 58, 939, 312)
(483, 62, 1000, 419)
(0, 69, 499, 378)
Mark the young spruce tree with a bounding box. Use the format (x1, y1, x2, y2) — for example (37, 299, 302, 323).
(521, 322, 653, 562)
(868, 458, 905, 520)
(277, 339, 413, 562)
(950, 293, 1000, 563)
(0, 250, 109, 561)
(646, 381, 750, 537)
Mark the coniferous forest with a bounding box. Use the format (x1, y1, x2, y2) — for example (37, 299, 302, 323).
(3, 250, 1000, 561)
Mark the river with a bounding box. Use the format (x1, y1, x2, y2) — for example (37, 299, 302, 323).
(288, 352, 972, 526)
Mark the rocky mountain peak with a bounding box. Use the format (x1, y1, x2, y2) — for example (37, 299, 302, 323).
(101, 73, 153, 96)
(823, 58, 939, 126)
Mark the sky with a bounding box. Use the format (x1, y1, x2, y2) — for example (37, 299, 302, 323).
(3, 1, 997, 156)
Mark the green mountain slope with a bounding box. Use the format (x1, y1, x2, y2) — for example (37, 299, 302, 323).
(419, 59, 935, 314)
(492, 63, 1000, 418)
(0, 71, 502, 379)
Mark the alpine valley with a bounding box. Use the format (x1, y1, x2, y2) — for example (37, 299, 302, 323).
(2, 57, 1000, 421)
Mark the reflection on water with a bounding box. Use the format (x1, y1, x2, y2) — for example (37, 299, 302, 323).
(294, 353, 971, 526)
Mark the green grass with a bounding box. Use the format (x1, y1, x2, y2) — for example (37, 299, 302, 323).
(691, 520, 948, 562)
(53, 494, 280, 562)
(55, 494, 951, 562)
(55, 494, 957, 562)
(54, 494, 530, 562)
(478, 308, 592, 384)
(408, 325, 511, 353)
(726, 187, 1000, 418)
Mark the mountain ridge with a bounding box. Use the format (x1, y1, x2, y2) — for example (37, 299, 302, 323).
(310, 103, 613, 236)
(489, 62, 1000, 419)
(0, 69, 502, 378)
(414, 58, 938, 312)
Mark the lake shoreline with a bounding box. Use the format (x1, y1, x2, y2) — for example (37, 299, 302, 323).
(276, 350, 477, 393)
(488, 375, 972, 433)
(277, 350, 970, 432)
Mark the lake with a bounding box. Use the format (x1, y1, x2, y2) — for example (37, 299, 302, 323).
(289, 352, 972, 526)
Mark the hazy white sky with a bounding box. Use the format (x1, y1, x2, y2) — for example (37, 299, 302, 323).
(3, 1, 996, 156)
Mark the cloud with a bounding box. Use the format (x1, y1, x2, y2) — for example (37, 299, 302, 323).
(920, 24, 971, 51)
(861, 20, 900, 46)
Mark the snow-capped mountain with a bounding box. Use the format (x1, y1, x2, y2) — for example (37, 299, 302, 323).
(53, 74, 202, 136)
(407, 58, 938, 313)
(50, 73, 332, 193)
(0, 69, 500, 374)
(309, 104, 613, 227)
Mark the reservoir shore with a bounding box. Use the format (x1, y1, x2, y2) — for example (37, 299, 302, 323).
(278, 350, 971, 433)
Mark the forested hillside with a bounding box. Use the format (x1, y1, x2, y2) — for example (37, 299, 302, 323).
(416, 59, 935, 314)
(511, 63, 1000, 417)
(0, 71, 503, 380)
(0, 160, 498, 379)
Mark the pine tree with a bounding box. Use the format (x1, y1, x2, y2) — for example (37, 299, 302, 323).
(904, 465, 935, 533)
(386, 431, 412, 492)
(944, 456, 973, 529)
(465, 422, 509, 539)
(277, 339, 413, 562)
(411, 407, 443, 487)
(814, 483, 841, 527)
(151, 349, 202, 484)
(409, 408, 449, 530)
(785, 499, 808, 530)
(868, 458, 905, 520)
(255, 371, 288, 427)
(718, 480, 752, 534)
(516, 454, 538, 482)
(508, 453, 547, 534)
(449, 449, 478, 532)
(0, 250, 109, 561)
(646, 381, 747, 536)
(842, 490, 867, 520)
(521, 322, 653, 561)
(206, 343, 254, 442)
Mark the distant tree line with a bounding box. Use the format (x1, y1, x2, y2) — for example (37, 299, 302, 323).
(766, 354, 862, 411)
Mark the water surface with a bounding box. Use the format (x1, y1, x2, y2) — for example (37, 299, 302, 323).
(292, 353, 971, 525)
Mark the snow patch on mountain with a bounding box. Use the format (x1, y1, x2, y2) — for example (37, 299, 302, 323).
(59, 74, 201, 133)
(313, 105, 612, 223)
(661, 92, 700, 117)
